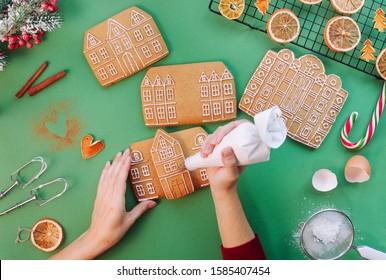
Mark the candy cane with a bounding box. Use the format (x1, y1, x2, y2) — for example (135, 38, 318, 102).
(340, 82, 386, 150)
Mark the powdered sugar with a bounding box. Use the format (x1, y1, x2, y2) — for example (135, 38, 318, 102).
(300, 210, 354, 259)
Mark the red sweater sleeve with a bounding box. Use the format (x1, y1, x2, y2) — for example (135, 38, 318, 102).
(220, 235, 266, 260)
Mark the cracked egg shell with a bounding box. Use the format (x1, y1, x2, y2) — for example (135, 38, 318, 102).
(344, 155, 371, 183)
(312, 169, 338, 192)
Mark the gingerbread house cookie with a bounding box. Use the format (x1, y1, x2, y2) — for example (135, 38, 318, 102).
(129, 127, 209, 201)
(239, 49, 348, 149)
(83, 7, 169, 87)
(141, 62, 237, 126)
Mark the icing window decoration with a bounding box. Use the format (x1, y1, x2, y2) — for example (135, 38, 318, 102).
(142, 46, 152, 58)
(239, 49, 348, 149)
(156, 89, 164, 101)
(166, 89, 174, 100)
(142, 165, 150, 177)
(99, 48, 109, 59)
(136, 185, 145, 196)
(144, 24, 154, 36)
(134, 30, 144, 41)
(202, 104, 210, 116)
(83, 7, 169, 87)
(224, 83, 233, 95)
(144, 108, 154, 119)
(201, 85, 209, 97)
(147, 183, 155, 194)
(89, 52, 99, 64)
(152, 40, 163, 53)
(129, 127, 210, 201)
(225, 101, 234, 114)
(112, 41, 123, 54)
(200, 169, 208, 181)
(168, 107, 177, 119)
(121, 37, 131, 50)
(141, 61, 236, 126)
(98, 68, 108, 80)
(131, 168, 140, 179)
(108, 64, 118, 76)
(131, 150, 143, 162)
(143, 90, 152, 102)
(213, 103, 221, 115)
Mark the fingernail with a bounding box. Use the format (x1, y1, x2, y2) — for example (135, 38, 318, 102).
(222, 147, 234, 159)
(211, 135, 219, 144)
(203, 143, 211, 154)
(147, 201, 157, 209)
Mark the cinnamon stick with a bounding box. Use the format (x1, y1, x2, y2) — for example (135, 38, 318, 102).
(15, 61, 48, 98)
(27, 70, 66, 97)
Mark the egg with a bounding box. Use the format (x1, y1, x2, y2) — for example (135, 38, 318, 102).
(344, 155, 371, 183)
(312, 169, 338, 192)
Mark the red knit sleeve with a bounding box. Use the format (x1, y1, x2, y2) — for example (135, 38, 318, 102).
(220, 235, 266, 260)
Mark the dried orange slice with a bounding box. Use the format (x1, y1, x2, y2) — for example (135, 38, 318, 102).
(324, 16, 361, 52)
(299, 0, 323, 4)
(31, 218, 64, 252)
(266, 9, 300, 43)
(331, 0, 365, 15)
(218, 0, 245, 20)
(376, 48, 386, 80)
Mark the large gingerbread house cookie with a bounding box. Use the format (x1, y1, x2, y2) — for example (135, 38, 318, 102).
(83, 7, 169, 87)
(239, 49, 348, 149)
(129, 127, 209, 201)
(141, 62, 237, 126)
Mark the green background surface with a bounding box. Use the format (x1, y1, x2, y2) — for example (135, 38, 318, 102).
(1, 0, 385, 260)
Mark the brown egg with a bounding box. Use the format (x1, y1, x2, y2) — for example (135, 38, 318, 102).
(344, 155, 371, 183)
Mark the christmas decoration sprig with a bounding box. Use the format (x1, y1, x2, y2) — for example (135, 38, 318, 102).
(0, 0, 62, 71)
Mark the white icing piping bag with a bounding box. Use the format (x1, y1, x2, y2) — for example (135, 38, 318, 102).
(184, 106, 287, 171)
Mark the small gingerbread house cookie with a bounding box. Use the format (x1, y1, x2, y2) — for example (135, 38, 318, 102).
(129, 127, 209, 201)
(141, 62, 237, 126)
(239, 49, 348, 149)
(83, 7, 169, 87)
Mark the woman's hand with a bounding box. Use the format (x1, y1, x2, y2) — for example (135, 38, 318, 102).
(86, 149, 157, 254)
(201, 120, 249, 194)
(201, 120, 255, 248)
(50, 149, 156, 259)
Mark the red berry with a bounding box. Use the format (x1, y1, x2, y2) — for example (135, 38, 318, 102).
(22, 34, 31, 41)
(19, 39, 26, 46)
(3, 35, 9, 41)
(26, 42, 33, 48)
(34, 38, 41, 44)
(52, 6, 58, 12)
(14, 43, 20, 49)
(42, 2, 49, 9)
(38, 31, 45, 37)
(9, 35, 18, 43)
(48, 5, 54, 12)
(8, 44, 15, 50)
(51, 0, 57, 4)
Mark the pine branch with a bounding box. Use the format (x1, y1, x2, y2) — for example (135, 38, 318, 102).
(0, 0, 12, 12)
(0, 49, 7, 71)
(23, 13, 62, 33)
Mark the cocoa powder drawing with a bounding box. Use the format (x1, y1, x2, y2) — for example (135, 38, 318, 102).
(32, 102, 82, 153)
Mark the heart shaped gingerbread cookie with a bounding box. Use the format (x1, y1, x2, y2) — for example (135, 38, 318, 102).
(81, 134, 105, 159)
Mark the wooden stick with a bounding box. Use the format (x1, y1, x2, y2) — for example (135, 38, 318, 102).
(27, 70, 66, 97)
(15, 61, 48, 98)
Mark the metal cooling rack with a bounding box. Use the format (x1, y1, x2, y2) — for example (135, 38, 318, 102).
(209, 0, 386, 79)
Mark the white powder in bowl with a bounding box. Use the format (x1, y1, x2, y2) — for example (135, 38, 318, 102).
(301, 210, 353, 259)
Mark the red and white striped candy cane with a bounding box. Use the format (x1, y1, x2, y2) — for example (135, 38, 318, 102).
(340, 82, 386, 150)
